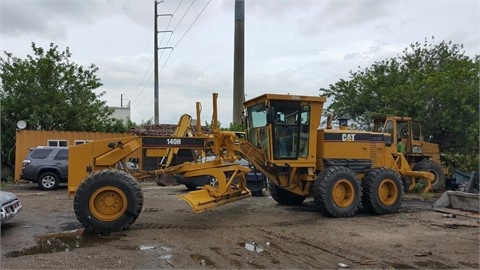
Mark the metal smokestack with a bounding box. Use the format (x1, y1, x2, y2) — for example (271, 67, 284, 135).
(233, 0, 245, 124)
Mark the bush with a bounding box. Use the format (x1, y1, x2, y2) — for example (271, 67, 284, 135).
(442, 153, 479, 175)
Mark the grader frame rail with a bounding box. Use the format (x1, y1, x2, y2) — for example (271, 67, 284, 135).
(68, 93, 437, 234)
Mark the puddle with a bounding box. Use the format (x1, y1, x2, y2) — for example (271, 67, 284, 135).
(5, 229, 120, 258)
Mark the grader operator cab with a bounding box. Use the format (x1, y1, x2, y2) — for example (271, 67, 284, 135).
(68, 93, 436, 234)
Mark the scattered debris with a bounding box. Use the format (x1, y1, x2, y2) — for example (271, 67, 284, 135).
(139, 245, 156, 251)
(244, 242, 264, 253)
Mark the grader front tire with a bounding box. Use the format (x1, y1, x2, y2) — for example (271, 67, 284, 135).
(74, 170, 143, 234)
(312, 167, 361, 218)
(362, 168, 402, 215)
(268, 181, 306, 205)
(413, 159, 446, 192)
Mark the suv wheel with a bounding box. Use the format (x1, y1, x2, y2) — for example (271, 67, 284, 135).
(38, 172, 60, 190)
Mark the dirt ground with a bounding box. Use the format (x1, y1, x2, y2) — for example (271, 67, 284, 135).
(1, 181, 479, 269)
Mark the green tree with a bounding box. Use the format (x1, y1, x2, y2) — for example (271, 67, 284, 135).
(320, 38, 479, 154)
(104, 118, 136, 133)
(0, 42, 115, 166)
(222, 122, 244, 132)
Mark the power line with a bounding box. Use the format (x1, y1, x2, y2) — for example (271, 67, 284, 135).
(133, 0, 179, 108)
(158, 0, 196, 64)
(160, 0, 212, 72)
(158, 0, 184, 63)
(130, 58, 153, 107)
(134, 67, 155, 108)
(140, 0, 211, 118)
(173, 0, 211, 48)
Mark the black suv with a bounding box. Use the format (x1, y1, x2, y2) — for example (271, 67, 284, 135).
(21, 147, 68, 190)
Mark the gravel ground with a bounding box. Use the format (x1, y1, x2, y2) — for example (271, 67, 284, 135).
(1, 181, 479, 269)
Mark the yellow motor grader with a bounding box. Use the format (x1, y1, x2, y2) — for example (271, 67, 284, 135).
(372, 116, 446, 191)
(68, 93, 435, 234)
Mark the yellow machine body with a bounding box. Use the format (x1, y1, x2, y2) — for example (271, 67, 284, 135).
(241, 94, 436, 197)
(68, 92, 439, 234)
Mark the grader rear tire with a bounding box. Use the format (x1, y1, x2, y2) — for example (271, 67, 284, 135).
(268, 181, 306, 205)
(362, 168, 402, 215)
(74, 169, 143, 234)
(312, 167, 361, 217)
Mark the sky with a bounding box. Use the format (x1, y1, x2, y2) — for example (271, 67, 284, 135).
(1, 0, 479, 127)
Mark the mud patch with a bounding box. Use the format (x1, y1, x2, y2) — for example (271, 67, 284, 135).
(414, 260, 456, 269)
(190, 253, 216, 267)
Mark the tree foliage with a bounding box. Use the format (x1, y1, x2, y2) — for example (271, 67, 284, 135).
(0, 43, 131, 166)
(320, 38, 479, 154)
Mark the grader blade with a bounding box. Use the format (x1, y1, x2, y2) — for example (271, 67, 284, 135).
(178, 189, 251, 213)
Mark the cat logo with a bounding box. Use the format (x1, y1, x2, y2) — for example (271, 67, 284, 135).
(342, 134, 356, 142)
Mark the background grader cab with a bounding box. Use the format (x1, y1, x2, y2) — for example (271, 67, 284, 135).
(68, 93, 436, 234)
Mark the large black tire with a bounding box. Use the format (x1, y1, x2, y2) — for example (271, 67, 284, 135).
(362, 168, 403, 215)
(268, 181, 306, 205)
(74, 170, 143, 234)
(37, 172, 60, 190)
(312, 167, 361, 218)
(185, 184, 197, 191)
(249, 182, 264, 196)
(413, 159, 446, 192)
(251, 189, 263, 197)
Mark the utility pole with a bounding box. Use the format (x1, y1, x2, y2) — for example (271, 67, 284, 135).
(154, 0, 159, 124)
(232, 0, 245, 125)
(154, 0, 173, 125)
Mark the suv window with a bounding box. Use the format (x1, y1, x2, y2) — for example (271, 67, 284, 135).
(54, 150, 68, 160)
(30, 149, 53, 159)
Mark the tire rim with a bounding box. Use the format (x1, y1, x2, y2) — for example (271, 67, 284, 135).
(41, 175, 56, 188)
(332, 179, 355, 208)
(89, 186, 127, 222)
(428, 169, 439, 186)
(377, 179, 398, 206)
(208, 177, 218, 187)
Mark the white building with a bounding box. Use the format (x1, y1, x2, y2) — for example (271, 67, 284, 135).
(108, 100, 131, 122)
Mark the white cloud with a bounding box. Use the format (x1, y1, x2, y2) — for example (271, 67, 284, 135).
(1, 0, 478, 127)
